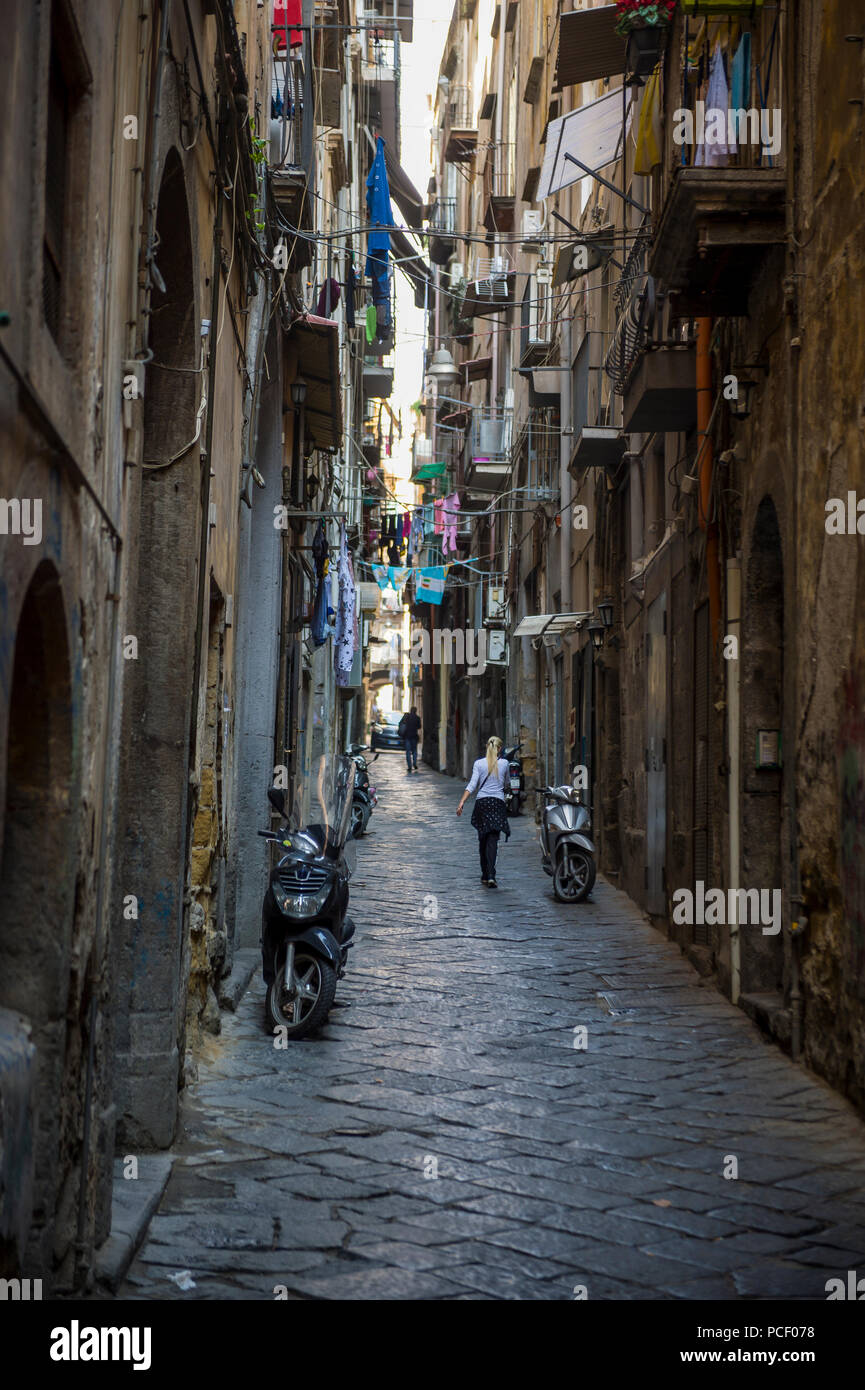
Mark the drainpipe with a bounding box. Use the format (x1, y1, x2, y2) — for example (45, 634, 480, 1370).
(727, 554, 741, 1005)
(696, 316, 721, 648)
(784, 2, 804, 1063)
(560, 311, 572, 613)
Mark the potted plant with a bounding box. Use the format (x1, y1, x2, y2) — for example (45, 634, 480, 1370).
(616, 2, 677, 77)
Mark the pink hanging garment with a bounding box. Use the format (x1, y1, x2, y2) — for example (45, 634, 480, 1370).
(433, 498, 444, 535)
(441, 492, 461, 554)
(402, 511, 412, 540)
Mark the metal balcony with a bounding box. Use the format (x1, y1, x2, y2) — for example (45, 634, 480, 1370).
(466, 407, 513, 495)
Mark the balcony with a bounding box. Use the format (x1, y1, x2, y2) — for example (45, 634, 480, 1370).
(363, 359, 395, 400)
(361, 23, 401, 156)
(269, 52, 314, 262)
(569, 335, 626, 477)
(514, 407, 560, 502)
(465, 407, 513, 496)
(428, 197, 457, 266)
(650, 9, 785, 314)
(461, 256, 517, 319)
(444, 84, 477, 164)
(482, 142, 516, 233)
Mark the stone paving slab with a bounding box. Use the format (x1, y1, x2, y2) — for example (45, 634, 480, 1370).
(116, 757, 865, 1301)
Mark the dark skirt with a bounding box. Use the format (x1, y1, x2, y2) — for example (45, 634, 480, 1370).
(471, 795, 510, 837)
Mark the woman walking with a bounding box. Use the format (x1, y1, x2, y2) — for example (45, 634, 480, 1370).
(456, 736, 511, 888)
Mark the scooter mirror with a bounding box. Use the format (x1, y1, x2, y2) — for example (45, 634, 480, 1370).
(267, 787, 287, 815)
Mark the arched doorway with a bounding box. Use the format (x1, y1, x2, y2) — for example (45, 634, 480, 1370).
(0, 560, 77, 1271)
(113, 147, 200, 1147)
(741, 495, 785, 995)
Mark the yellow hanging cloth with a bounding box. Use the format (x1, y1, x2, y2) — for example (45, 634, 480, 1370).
(634, 66, 663, 175)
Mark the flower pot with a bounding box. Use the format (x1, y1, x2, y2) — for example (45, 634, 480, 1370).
(625, 25, 669, 78)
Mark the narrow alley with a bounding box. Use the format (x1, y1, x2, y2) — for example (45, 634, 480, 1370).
(120, 756, 865, 1302)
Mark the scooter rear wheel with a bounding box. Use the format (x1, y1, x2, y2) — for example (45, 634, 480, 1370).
(553, 850, 596, 904)
(266, 952, 337, 1039)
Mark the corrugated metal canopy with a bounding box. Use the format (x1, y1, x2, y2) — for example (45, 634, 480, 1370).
(554, 4, 625, 91)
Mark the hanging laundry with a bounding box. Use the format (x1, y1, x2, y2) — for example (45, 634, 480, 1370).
(696, 42, 731, 168)
(387, 537, 403, 566)
(334, 522, 356, 687)
(441, 492, 461, 555)
(365, 136, 395, 331)
(433, 498, 444, 535)
(345, 250, 356, 330)
(387, 566, 409, 592)
(315, 277, 341, 318)
(371, 564, 389, 591)
(365, 304, 377, 344)
(415, 565, 446, 605)
(410, 507, 425, 555)
(401, 512, 412, 541)
(634, 67, 663, 175)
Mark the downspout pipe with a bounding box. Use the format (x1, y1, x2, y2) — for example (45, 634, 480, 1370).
(696, 316, 721, 649)
(727, 554, 742, 1005)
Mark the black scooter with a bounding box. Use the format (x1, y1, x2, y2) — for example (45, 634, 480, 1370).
(503, 742, 526, 816)
(258, 758, 356, 1039)
(348, 743, 378, 839)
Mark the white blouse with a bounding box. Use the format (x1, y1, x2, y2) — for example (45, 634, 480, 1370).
(465, 757, 511, 801)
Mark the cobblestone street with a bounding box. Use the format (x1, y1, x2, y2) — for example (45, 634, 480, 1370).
(121, 758, 865, 1301)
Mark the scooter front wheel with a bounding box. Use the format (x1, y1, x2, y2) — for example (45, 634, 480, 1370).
(553, 850, 596, 903)
(350, 803, 365, 838)
(266, 952, 337, 1039)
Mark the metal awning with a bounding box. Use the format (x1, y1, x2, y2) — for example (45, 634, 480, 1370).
(463, 355, 493, 385)
(554, 5, 625, 91)
(539, 87, 632, 201)
(390, 226, 433, 310)
(512, 612, 592, 639)
(383, 145, 424, 228)
(288, 314, 342, 451)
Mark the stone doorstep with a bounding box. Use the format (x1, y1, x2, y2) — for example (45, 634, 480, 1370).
(93, 1156, 174, 1293)
(219, 949, 260, 1011)
(739, 992, 793, 1048)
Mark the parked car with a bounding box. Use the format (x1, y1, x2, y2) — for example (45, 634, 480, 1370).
(370, 711, 405, 751)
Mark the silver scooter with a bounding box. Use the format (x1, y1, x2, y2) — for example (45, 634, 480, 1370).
(537, 782, 597, 903)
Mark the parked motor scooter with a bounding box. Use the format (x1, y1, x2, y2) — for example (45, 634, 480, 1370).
(258, 755, 357, 1038)
(537, 779, 597, 902)
(502, 742, 526, 816)
(348, 743, 378, 838)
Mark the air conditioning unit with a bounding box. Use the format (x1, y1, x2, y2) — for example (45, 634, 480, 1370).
(521, 209, 542, 250)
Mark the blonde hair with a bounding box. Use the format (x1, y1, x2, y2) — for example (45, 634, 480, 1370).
(486, 736, 503, 776)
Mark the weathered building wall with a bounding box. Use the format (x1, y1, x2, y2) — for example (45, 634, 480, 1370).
(0, 0, 139, 1286)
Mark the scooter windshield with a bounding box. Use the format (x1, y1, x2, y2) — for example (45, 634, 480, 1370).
(295, 753, 355, 857)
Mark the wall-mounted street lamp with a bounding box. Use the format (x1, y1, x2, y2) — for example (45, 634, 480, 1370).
(729, 378, 757, 420)
(588, 620, 605, 652)
(597, 597, 614, 630)
(291, 376, 308, 408)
